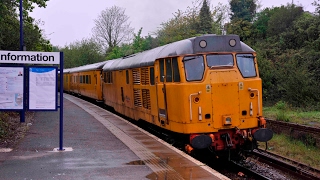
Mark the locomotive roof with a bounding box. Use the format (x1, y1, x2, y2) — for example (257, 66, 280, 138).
(103, 34, 255, 71)
(69, 60, 108, 73)
(62, 68, 72, 73)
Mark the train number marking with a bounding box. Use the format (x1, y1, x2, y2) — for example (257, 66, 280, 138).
(206, 84, 211, 93)
(239, 82, 244, 90)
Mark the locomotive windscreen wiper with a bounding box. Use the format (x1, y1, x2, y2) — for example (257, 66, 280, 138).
(182, 57, 196, 62)
(237, 55, 255, 58)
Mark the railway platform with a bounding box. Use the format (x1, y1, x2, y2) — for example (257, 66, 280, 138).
(0, 94, 229, 180)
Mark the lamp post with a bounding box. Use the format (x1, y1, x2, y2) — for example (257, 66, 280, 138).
(19, 0, 24, 51)
(19, 0, 25, 123)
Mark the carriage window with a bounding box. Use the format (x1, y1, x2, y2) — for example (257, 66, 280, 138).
(150, 67, 155, 85)
(159, 59, 164, 82)
(172, 57, 180, 82)
(103, 72, 107, 83)
(104, 71, 113, 83)
(80, 75, 83, 83)
(207, 54, 233, 67)
(236, 54, 257, 78)
(183, 56, 204, 81)
(165, 58, 172, 82)
(86, 75, 89, 84)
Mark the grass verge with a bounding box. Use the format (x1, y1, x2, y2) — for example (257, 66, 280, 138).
(0, 111, 34, 148)
(259, 133, 320, 170)
(263, 101, 320, 127)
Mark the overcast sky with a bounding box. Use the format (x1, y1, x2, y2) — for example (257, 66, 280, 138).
(30, 0, 316, 47)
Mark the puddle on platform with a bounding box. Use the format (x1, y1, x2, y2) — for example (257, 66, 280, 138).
(0, 148, 12, 153)
(146, 172, 158, 180)
(126, 160, 145, 165)
(146, 171, 184, 180)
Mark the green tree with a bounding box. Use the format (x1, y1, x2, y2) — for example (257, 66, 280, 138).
(199, 0, 213, 34)
(106, 28, 159, 60)
(156, 0, 227, 45)
(59, 38, 105, 68)
(252, 8, 274, 39)
(266, 4, 303, 39)
(0, 0, 51, 51)
(226, 19, 252, 41)
(156, 8, 199, 45)
(229, 0, 258, 22)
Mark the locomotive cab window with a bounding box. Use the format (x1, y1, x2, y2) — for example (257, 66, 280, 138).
(165, 58, 172, 82)
(183, 55, 204, 81)
(207, 54, 233, 67)
(172, 57, 180, 82)
(236, 54, 257, 78)
(159, 59, 164, 82)
(159, 58, 180, 83)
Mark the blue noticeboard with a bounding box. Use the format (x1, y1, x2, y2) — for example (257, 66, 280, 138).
(28, 66, 58, 111)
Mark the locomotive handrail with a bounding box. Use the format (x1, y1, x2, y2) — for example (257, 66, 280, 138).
(248, 88, 260, 115)
(189, 91, 201, 121)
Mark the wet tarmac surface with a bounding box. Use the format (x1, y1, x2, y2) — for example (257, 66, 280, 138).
(0, 94, 228, 180)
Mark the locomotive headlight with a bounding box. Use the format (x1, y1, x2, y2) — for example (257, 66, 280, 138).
(229, 39, 236, 47)
(199, 40, 207, 48)
(226, 117, 231, 123)
(223, 116, 232, 125)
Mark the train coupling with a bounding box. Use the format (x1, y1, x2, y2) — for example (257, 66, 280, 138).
(221, 133, 233, 148)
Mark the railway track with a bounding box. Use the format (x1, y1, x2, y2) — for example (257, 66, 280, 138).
(266, 118, 320, 147)
(249, 149, 320, 180)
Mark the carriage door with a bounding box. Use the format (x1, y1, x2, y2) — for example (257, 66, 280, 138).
(156, 59, 168, 126)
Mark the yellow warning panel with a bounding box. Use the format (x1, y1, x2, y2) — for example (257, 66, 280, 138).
(206, 84, 211, 93)
(239, 82, 244, 90)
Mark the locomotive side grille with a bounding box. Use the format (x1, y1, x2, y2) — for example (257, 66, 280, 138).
(133, 69, 141, 84)
(142, 89, 151, 110)
(133, 89, 142, 107)
(141, 68, 150, 85)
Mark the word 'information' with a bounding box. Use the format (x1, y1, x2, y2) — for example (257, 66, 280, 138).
(0, 51, 60, 65)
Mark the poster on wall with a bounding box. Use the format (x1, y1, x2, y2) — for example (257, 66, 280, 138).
(0, 67, 24, 110)
(28, 67, 57, 110)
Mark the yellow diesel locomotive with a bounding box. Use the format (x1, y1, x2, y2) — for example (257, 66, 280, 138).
(65, 34, 273, 154)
